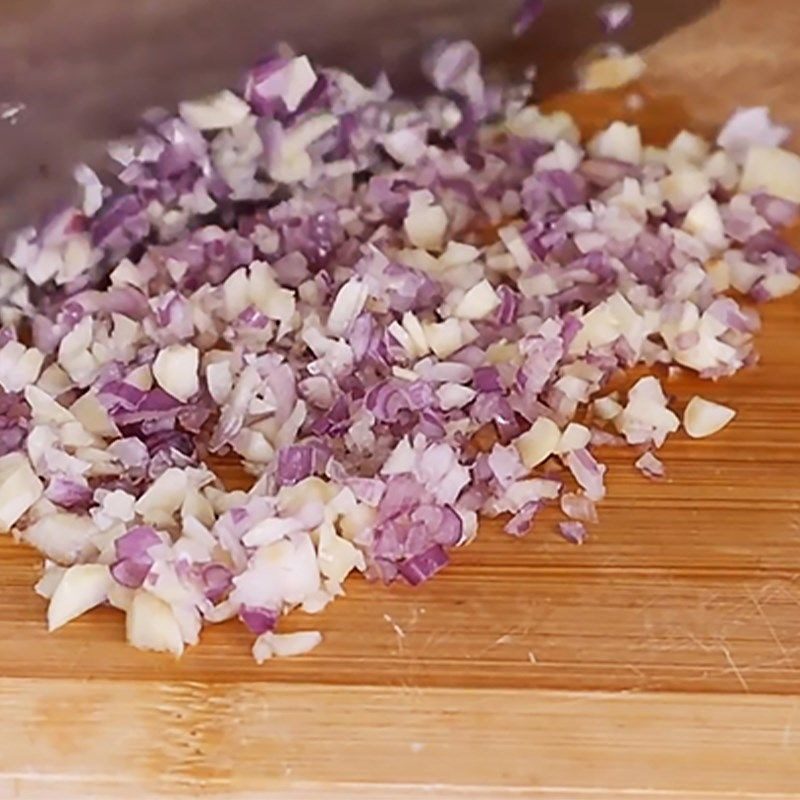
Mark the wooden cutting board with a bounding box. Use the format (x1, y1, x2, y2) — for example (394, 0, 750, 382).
(2, 1, 800, 797)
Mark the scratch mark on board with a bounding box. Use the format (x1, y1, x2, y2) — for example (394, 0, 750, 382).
(746, 587, 789, 659)
(719, 642, 750, 693)
(383, 613, 406, 654)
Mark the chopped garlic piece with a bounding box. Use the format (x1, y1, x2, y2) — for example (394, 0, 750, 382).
(498, 226, 534, 270)
(507, 107, 580, 144)
(581, 53, 646, 92)
(616, 376, 680, 447)
(515, 416, 560, 469)
(683, 396, 736, 438)
(761, 272, 800, 299)
(404, 191, 448, 251)
(704, 258, 731, 292)
(48, 564, 112, 631)
(126, 590, 185, 656)
(180, 90, 250, 131)
(317, 522, 365, 584)
(327, 278, 368, 336)
(739, 146, 800, 202)
(153, 344, 199, 402)
(454, 279, 500, 320)
(338, 503, 378, 541)
(277, 477, 338, 516)
(683, 194, 726, 248)
(24, 385, 74, 425)
(588, 121, 642, 164)
(135, 467, 188, 526)
(438, 241, 480, 269)
(659, 168, 711, 212)
(37, 364, 72, 396)
(558, 423, 592, 454)
(402, 312, 430, 357)
(593, 396, 623, 421)
(35, 563, 66, 600)
(668, 130, 710, 166)
(252, 630, 322, 663)
(424, 319, 464, 359)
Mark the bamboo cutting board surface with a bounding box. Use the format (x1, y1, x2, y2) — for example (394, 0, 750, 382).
(2, 1, 800, 797)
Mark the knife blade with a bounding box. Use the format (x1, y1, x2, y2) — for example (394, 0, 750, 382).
(0, 0, 717, 234)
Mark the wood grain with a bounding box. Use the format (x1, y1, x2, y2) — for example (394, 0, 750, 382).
(2, 0, 800, 797)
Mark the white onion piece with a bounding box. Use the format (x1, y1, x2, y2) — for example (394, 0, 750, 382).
(47, 564, 112, 631)
(436, 383, 476, 410)
(74, 164, 105, 216)
(492, 478, 561, 514)
(635, 451, 666, 479)
(718, 107, 790, 162)
(232, 534, 321, 609)
(35, 562, 66, 600)
(0, 341, 45, 392)
(23, 512, 98, 565)
(0, 453, 43, 532)
(683, 396, 736, 439)
(383, 128, 427, 165)
(260, 56, 317, 113)
(205, 360, 234, 404)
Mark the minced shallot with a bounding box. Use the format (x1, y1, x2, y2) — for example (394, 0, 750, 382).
(0, 40, 797, 661)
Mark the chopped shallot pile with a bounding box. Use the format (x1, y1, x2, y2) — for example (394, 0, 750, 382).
(1, 42, 799, 661)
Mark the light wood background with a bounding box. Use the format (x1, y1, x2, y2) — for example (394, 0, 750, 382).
(2, 0, 800, 797)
